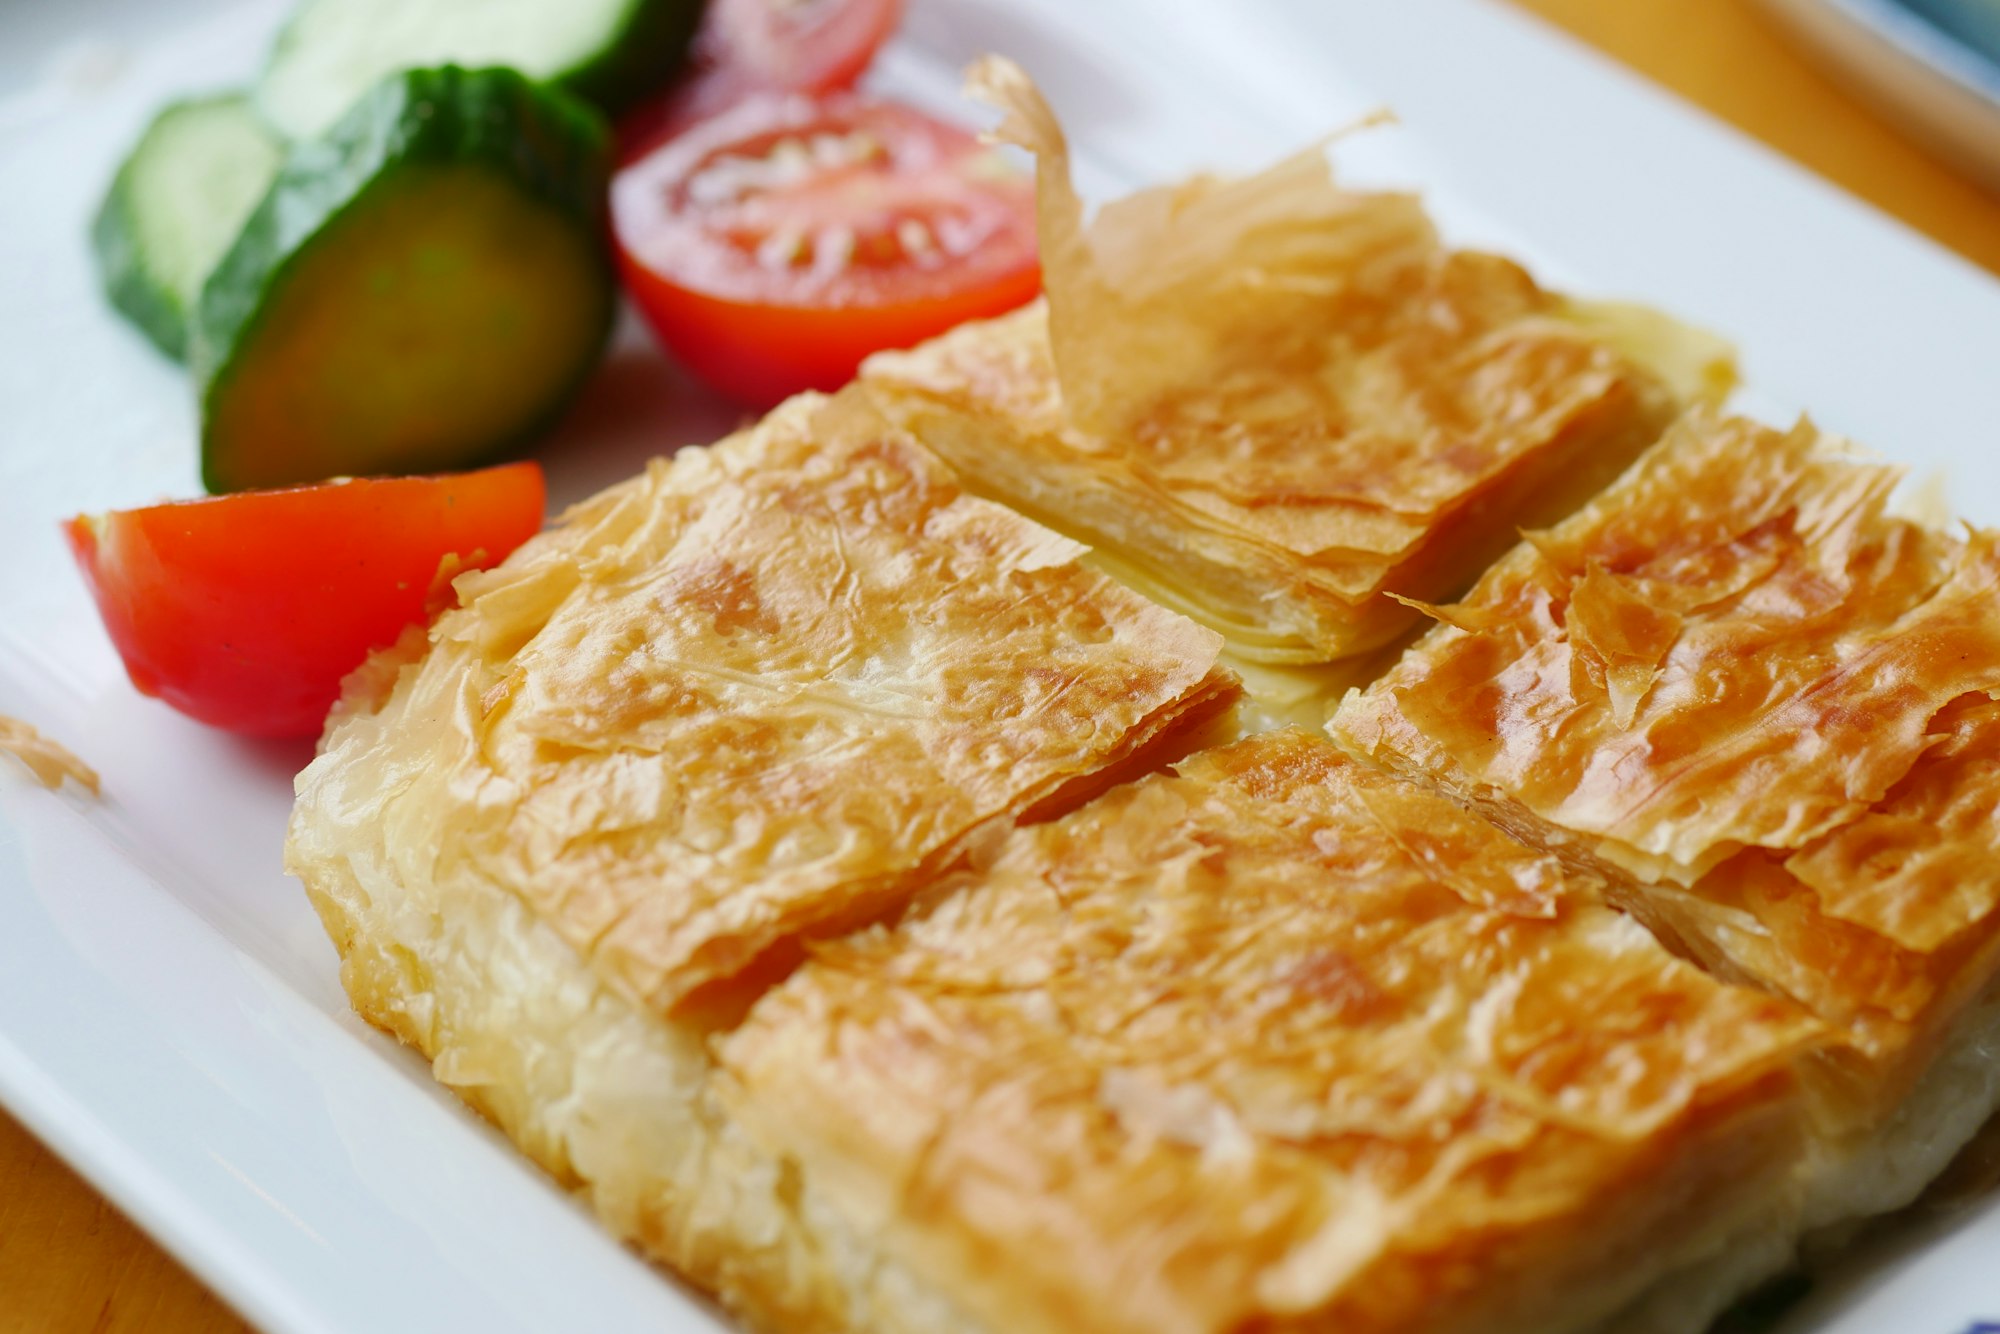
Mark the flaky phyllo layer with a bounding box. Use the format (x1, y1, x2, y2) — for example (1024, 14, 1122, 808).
(295, 391, 1236, 1015)
(1334, 412, 2000, 1108)
(862, 60, 1731, 669)
(720, 733, 1820, 1334)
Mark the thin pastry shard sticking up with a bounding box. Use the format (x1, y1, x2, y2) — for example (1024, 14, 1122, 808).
(291, 392, 1236, 1017)
(967, 55, 1431, 446)
(719, 732, 1822, 1334)
(1332, 411, 2000, 1242)
(862, 58, 1729, 679)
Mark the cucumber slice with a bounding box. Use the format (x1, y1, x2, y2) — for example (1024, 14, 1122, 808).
(256, 0, 702, 140)
(193, 65, 616, 494)
(92, 94, 284, 360)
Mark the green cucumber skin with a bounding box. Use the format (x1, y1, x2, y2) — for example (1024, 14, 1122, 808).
(92, 160, 188, 358)
(92, 94, 280, 361)
(192, 65, 616, 495)
(554, 0, 704, 116)
(257, 0, 703, 138)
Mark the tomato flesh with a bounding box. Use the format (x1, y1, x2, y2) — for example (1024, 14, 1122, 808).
(614, 95, 1040, 406)
(619, 0, 905, 160)
(65, 464, 545, 739)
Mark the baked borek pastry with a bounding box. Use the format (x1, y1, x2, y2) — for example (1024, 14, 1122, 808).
(286, 389, 1243, 1327)
(861, 59, 1731, 678)
(718, 731, 1822, 1334)
(1331, 412, 2000, 1284)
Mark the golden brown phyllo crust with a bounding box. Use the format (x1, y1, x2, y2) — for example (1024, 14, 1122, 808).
(860, 60, 1726, 667)
(719, 733, 1820, 1334)
(298, 391, 1236, 1017)
(1333, 412, 2000, 1113)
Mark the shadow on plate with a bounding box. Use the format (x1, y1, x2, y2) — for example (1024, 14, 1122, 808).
(1717, 1106, 2000, 1331)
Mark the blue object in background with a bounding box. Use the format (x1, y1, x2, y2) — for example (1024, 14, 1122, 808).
(1897, 0, 2000, 66)
(1864, 0, 2000, 101)
(1759, 0, 2000, 190)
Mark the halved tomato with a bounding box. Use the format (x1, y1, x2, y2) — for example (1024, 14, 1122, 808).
(618, 0, 905, 160)
(613, 94, 1040, 406)
(65, 463, 545, 739)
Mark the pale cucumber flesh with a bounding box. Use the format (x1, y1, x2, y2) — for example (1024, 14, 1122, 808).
(93, 94, 284, 359)
(201, 163, 612, 492)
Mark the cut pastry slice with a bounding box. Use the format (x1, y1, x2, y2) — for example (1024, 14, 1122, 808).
(860, 59, 1731, 669)
(285, 387, 1239, 1330)
(717, 731, 1823, 1334)
(290, 390, 1236, 1020)
(1331, 411, 2000, 1253)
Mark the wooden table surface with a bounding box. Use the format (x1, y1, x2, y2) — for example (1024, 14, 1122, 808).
(7, 1, 2000, 1331)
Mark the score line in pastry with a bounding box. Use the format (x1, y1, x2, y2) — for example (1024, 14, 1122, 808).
(1333, 409, 2000, 1312)
(720, 731, 1824, 1334)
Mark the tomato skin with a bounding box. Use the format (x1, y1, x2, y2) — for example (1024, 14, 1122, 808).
(618, 0, 905, 161)
(618, 246, 1041, 405)
(64, 464, 545, 739)
(614, 95, 1040, 407)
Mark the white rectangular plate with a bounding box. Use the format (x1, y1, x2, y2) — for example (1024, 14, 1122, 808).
(5, 2, 2000, 1330)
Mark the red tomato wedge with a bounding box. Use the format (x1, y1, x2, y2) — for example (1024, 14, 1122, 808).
(64, 464, 545, 739)
(613, 94, 1040, 406)
(618, 0, 905, 160)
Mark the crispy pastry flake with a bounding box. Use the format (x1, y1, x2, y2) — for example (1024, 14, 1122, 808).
(0, 715, 99, 795)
